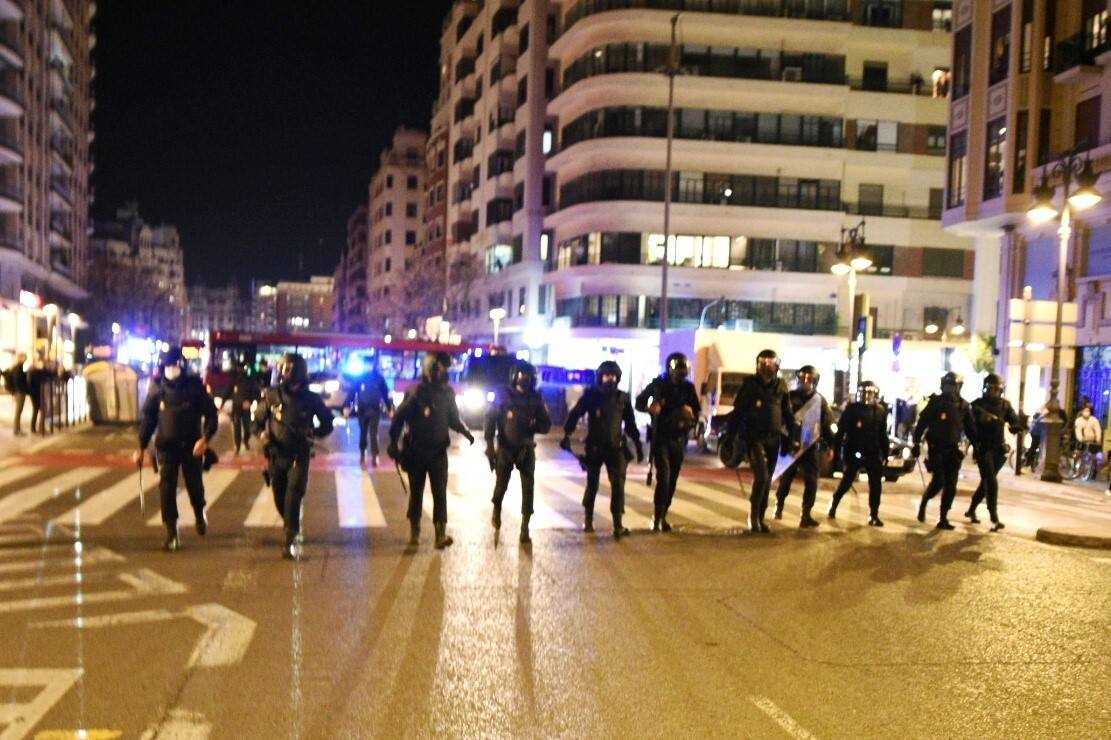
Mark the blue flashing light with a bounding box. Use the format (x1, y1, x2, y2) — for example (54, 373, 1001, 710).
(344, 354, 366, 377)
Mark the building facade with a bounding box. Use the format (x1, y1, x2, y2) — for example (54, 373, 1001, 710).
(186, 282, 247, 340)
(0, 0, 94, 366)
(434, 0, 973, 393)
(942, 0, 1111, 419)
(335, 205, 369, 333)
(275, 276, 334, 333)
(250, 281, 278, 333)
(421, 103, 450, 338)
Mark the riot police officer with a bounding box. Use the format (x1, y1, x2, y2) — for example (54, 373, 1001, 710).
(966, 373, 1020, 531)
(561, 360, 644, 538)
(829, 380, 890, 526)
(228, 362, 258, 455)
(774, 365, 834, 528)
(635, 352, 700, 532)
(349, 361, 394, 467)
(913, 371, 977, 530)
(254, 353, 334, 559)
(134, 347, 219, 552)
(726, 349, 797, 533)
(388, 352, 474, 549)
(485, 361, 552, 543)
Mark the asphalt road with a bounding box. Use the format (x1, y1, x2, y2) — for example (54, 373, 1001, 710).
(1, 417, 1109, 739)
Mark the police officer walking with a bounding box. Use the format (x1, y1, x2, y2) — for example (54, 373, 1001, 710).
(726, 349, 797, 533)
(254, 353, 334, 559)
(560, 361, 643, 538)
(774, 365, 834, 528)
(828, 380, 890, 526)
(913, 372, 977, 530)
(134, 347, 219, 552)
(485, 361, 552, 543)
(388, 352, 474, 549)
(350, 361, 394, 467)
(635, 353, 700, 532)
(966, 373, 1020, 531)
(227, 362, 258, 455)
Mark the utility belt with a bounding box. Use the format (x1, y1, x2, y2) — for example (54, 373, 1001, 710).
(584, 441, 632, 464)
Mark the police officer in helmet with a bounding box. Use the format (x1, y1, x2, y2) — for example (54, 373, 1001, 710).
(913, 371, 977, 529)
(348, 356, 394, 467)
(561, 360, 643, 538)
(388, 351, 474, 549)
(228, 362, 258, 455)
(966, 373, 1020, 531)
(134, 346, 219, 552)
(774, 365, 834, 527)
(635, 352, 700, 532)
(485, 360, 552, 543)
(254, 352, 334, 559)
(829, 380, 890, 526)
(726, 349, 798, 532)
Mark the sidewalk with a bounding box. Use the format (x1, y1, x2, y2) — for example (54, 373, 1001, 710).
(0, 392, 90, 459)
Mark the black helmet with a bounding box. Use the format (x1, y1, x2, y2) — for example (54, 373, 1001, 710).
(983, 372, 1004, 397)
(857, 380, 880, 405)
(665, 352, 690, 382)
(159, 346, 184, 370)
(279, 353, 308, 387)
(941, 371, 964, 396)
(511, 360, 538, 390)
(422, 351, 452, 383)
(756, 349, 780, 380)
(596, 360, 622, 390)
(797, 365, 819, 394)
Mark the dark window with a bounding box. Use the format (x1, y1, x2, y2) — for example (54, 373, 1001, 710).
(405, 231, 417, 246)
(953, 26, 971, 99)
(861, 0, 902, 28)
(384, 229, 392, 244)
(1037, 109, 1051, 166)
(487, 150, 514, 178)
(1076, 96, 1102, 150)
(491, 7, 515, 38)
(514, 182, 524, 211)
(518, 76, 528, 106)
(922, 248, 965, 278)
(864, 245, 895, 275)
(386, 174, 394, 188)
(929, 188, 944, 218)
(1013, 110, 1029, 193)
(384, 202, 392, 216)
(545, 67, 555, 99)
(927, 126, 947, 153)
(1019, 0, 1033, 72)
(859, 183, 884, 215)
(984, 116, 1007, 199)
(486, 198, 513, 225)
(600, 232, 641, 264)
(519, 23, 529, 53)
(405, 203, 417, 218)
(406, 175, 418, 190)
(862, 61, 888, 91)
(542, 175, 552, 207)
(456, 15, 473, 42)
(947, 131, 967, 207)
(989, 6, 1011, 85)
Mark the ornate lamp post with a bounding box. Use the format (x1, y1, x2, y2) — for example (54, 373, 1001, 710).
(831, 220, 871, 400)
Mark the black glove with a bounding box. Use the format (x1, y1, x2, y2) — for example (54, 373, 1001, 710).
(485, 444, 497, 471)
(387, 441, 399, 460)
(911, 444, 921, 459)
(462, 430, 475, 445)
(634, 440, 644, 464)
(559, 436, 572, 452)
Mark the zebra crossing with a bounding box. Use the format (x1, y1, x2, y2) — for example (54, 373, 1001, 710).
(0, 459, 1106, 539)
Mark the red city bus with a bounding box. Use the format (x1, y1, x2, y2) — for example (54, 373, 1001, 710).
(204, 330, 502, 408)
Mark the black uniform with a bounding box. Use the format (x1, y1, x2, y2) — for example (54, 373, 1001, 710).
(228, 371, 259, 453)
(254, 383, 333, 538)
(351, 372, 393, 459)
(138, 375, 219, 527)
(728, 375, 797, 529)
(564, 387, 642, 528)
(914, 394, 977, 525)
(829, 402, 890, 521)
(775, 389, 834, 522)
(485, 385, 552, 516)
(635, 376, 700, 523)
(968, 396, 1019, 524)
(389, 381, 471, 526)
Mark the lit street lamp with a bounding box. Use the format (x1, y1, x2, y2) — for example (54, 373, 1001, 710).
(489, 307, 507, 347)
(831, 220, 870, 399)
(1026, 151, 1102, 483)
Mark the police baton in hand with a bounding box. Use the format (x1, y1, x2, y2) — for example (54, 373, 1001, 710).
(134, 452, 146, 516)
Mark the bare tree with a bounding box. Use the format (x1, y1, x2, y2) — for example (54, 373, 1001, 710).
(84, 257, 175, 342)
(446, 252, 482, 322)
(401, 255, 446, 331)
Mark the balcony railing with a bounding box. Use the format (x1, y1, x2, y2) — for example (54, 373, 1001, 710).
(0, 180, 22, 202)
(0, 73, 22, 106)
(50, 134, 73, 163)
(0, 128, 20, 154)
(844, 202, 941, 220)
(50, 98, 74, 130)
(1054, 30, 1111, 75)
(847, 75, 934, 97)
(0, 24, 23, 58)
(563, 0, 851, 33)
(50, 175, 72, 203)
(0, 232, 21, 251)
(50, 215, 72, 240)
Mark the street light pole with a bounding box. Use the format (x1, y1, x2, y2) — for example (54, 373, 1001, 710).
(832, 221, 868, 403)
(489, 307, 507, 347)
(659, 12, 680, 336)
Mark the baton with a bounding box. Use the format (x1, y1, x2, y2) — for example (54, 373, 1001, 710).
(136, 457, 146, 516)
(560, 442, 588, 472)
(733, 468, 749, 499)
(394, 459, 410, 498)
(915, 457, 927, 492)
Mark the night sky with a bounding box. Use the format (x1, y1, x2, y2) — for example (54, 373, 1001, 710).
(91, 0, 454, 286)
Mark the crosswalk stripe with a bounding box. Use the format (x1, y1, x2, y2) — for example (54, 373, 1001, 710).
(335, 469, 387, 528)
(0, 468, 105, 525)
(147, 469, 239, 527)
(0, 465, 44, 489)
(53, 472, 156, 527)
(625, 478, 732, 528)
(542, 474, 654, 529)
(244, 485, 283, 528)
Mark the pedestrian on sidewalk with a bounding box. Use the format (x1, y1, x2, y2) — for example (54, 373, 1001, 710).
(913, 372, 977, 530)
(7, 352, 28, 435)
(27, 354, 49, 435)
(1073, 403, 1102, 455)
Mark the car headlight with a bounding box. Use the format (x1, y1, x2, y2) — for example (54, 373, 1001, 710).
(308, 382, 323, 394)
(463, 388, 485, 411)
(324, 380, 340, 394)
(485, 391, 496, 403)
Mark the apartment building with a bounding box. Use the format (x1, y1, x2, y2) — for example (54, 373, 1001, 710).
(0, 0, 94, 363)
(942, 0, 1111, 417)
(366, 127, 427, 332)
(436, 0, 973, 395)
(275, 276, 334, 333)
(186, 282, 248, 340)
(335, 205, 369, 333)
(422, 102, 450, 336)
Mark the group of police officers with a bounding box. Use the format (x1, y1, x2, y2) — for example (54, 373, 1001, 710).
(134, 343, 1020, 560)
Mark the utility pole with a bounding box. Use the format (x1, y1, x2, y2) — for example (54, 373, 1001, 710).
(660, 12, 680, 336)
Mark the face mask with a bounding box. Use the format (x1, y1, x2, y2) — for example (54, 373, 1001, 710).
(1082, 410, 1091, 418)
(164, 366, 182, 381)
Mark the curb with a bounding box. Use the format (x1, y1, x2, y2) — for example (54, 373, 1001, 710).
(1035, 528, 1111, 550)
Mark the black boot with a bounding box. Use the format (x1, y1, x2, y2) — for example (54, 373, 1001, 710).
(936, 519, 955, 530)
(964, 507, 980, 524)
(868, 514, 884, 527)
(434, 522, 453, 549)
(408, 520, 420, 546)
(917, 499, 927, 523)
(359, 450, 366, 467)
(651, 505, 661, 532)
(799, 511, 820, 528)
(195, 509, 207, 536)
(163, 523, 179, 552)
(774, 499, 784, 520)
(583, 509, 594, 533)
(520, 514, 531, 544)
(613, 515, 629, 539)
(990, 520, 1005, 532)
(282, 530, 298, 559)
(492, 504, 502, 530)
(659, 509, 672, 532)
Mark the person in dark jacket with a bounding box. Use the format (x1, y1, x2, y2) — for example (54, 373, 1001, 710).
(349, 362, 394, 467)
(966, 373, 1021, 531)
(254, 353, 334, 559)
(829, 380, 890, 526)
(133, 346, 219, 552)
(28, 354, 49, 435)
(561, 360, 644, 538)
(635, 352, 700, 532)
(388, 351, 474, 549)
(227, 363, 258, 455)
(485, 360, 552, 543)
(774, 365, 834, 528)
(726, 349, 798, 533)
(8, 352, 28, 435)
(913, 371, 978, 530)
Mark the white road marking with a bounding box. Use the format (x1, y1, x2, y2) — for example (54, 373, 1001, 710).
(0, 668, 83, 740)
(0, 547, 124, 574)
(749, 695, 818, 739)
(626, 478, 729, 528)
(140, 708, 211, 740)
(148, 469, 238, 527)
(0, 568, 186, 613)
(53, 471, 155, 526)
(0, 468, 105, 525)
(334, 469, 387, 528)
(244, 485, 282, 528)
